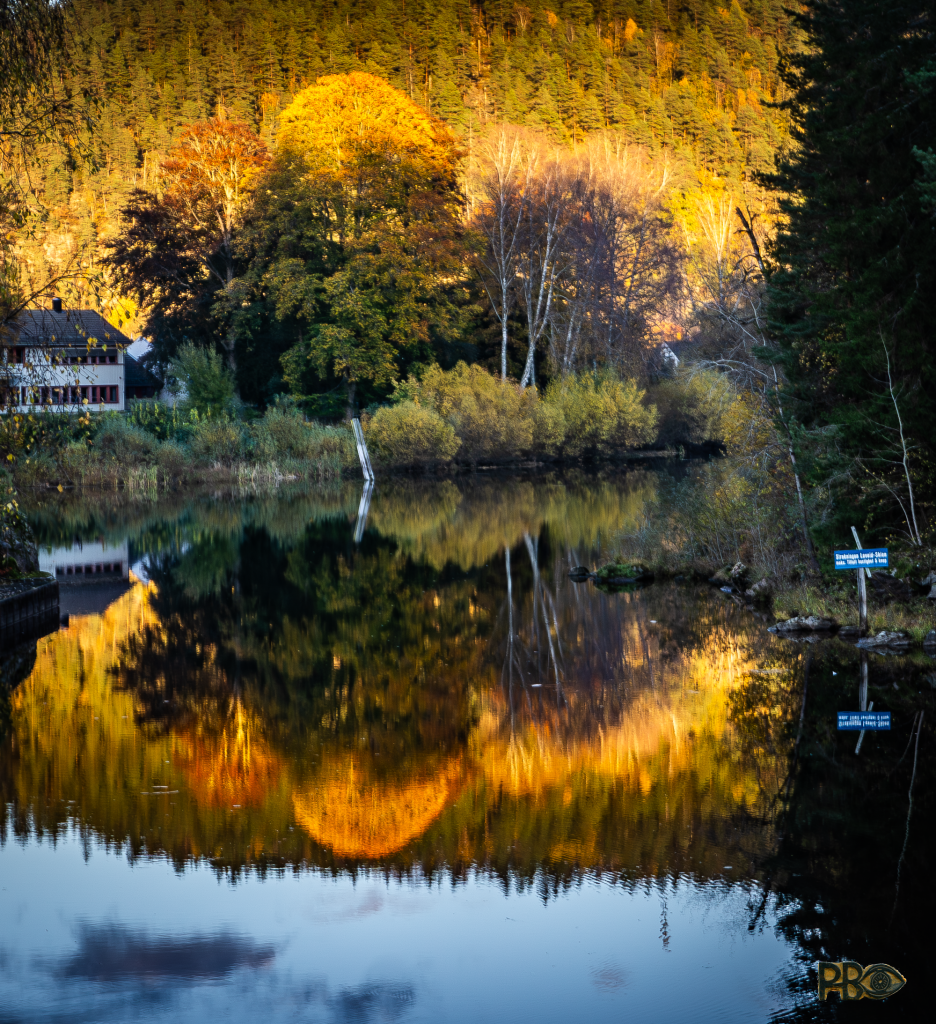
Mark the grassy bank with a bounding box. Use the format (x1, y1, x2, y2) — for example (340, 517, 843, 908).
(771, 579, 935, 640)
(604, 459, 936, 639)
(3, 361, 730, 488)
(3, 399, 358, 490)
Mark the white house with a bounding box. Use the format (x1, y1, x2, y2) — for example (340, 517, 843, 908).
(4, 299, 131, 411)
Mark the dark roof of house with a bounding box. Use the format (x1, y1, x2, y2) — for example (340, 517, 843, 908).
(9, 308, 134, 349)
(125, 353, 163, 389)
(59, 581, 132, 618)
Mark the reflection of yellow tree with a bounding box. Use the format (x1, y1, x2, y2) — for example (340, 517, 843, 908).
(174, 701, 285, 810)
(293, 750, 463, 859)
(5, 488, 802, 878)
(368, 474, 657, 572)
(470, 635, 777, 874)
(3, 584, 296, 871)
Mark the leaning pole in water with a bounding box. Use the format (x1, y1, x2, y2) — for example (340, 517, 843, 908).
(351, 418, 375, 543)
(351, 418, 375, 483)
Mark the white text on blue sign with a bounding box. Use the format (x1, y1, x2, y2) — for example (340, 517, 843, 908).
(837, 712, 891, 731)
(833, 548, 889, 570)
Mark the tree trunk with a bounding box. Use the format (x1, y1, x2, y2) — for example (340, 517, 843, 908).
(220, 333, 240, 400)
(346, 378, 357, 419)
(501, 310, 508, 380)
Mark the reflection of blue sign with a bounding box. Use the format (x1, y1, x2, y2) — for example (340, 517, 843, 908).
(834, 548, 889, 570)
(837, 712, 891, 731)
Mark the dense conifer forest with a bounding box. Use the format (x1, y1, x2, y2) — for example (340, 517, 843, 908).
(26, 0, 794, 291)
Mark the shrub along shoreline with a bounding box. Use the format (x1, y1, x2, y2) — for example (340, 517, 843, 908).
(3, 361, 729, 489)
(600, 463, 936, 647)
(364, 363, 659, 467)
(4, 399, 356, 490)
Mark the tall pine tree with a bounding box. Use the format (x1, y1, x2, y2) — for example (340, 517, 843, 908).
(767, 0, 936, 543)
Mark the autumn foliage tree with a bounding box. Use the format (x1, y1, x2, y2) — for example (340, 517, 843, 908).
(106, 115, 268, 369)
(238, 73, 468, 413)
(472, 134, 679, 385)
(1, 0, 86, 335)
(159, 116, 269, 284)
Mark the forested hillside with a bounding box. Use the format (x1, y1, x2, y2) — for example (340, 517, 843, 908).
(27, 0, 794, 296)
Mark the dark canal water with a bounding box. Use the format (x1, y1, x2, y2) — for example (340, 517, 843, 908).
(1, 472, 932, 1023)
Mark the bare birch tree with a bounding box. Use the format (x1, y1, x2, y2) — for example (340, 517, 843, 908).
(472, 125, 535, 379)
(473, 132, 680, 384)
(517, 147, 568, 387)
(545, 142, 679, 378)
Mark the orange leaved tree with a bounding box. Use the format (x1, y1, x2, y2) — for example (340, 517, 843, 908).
(160, 115, 269, 283)
(106, 115, 268, 377)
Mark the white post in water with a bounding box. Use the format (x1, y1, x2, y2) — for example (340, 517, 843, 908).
(851, 526, 869, 636)
(351, 418, 374, 482)
(353, 480, 374, 543)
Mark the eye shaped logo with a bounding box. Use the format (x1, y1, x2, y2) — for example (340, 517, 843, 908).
(817, 961, 907, 1001)
(859, 964, 906, 998)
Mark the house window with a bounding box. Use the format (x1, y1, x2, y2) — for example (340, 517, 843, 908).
(108, 386, 119, 404)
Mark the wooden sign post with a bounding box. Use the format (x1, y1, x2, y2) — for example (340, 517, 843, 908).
(833, 531, 888, 636)
(852, 527, 868, 636)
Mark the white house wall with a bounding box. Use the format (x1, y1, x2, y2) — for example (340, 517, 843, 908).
(9, 351, 125, 412)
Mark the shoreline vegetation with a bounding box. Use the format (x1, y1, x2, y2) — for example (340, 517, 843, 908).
(1, 360, 730, 490)
(605, 528, 936, 647)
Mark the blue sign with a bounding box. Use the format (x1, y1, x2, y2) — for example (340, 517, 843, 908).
(837, 712, 891, 731)
(834, 548, 889, 571)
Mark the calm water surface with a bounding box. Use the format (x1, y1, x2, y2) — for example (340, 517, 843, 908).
(1, 472, 933, 1023)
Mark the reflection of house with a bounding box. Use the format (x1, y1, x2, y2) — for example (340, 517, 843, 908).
(4, 299, 131, 411)
(39, 539, 129, 581)
(39, 539, 131, 618)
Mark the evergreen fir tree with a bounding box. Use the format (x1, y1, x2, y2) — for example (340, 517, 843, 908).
(767, 0, 936, 541)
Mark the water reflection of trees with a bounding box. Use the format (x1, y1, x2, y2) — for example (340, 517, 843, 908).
(748, 652, 935, 1023)
(5, 476, 934, 1020)
(2, 473, 858, 887)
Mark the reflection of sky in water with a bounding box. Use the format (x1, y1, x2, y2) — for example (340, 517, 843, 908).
(0, 830, 797, 1024)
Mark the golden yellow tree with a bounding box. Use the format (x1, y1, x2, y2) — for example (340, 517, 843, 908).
(256, 73, 468, 412)
(278, 71, 452, 179)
